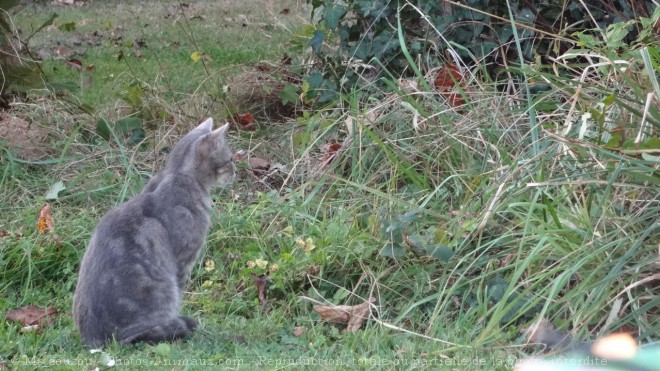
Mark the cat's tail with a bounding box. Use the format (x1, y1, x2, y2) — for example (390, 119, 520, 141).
(119, 316, 197, 345)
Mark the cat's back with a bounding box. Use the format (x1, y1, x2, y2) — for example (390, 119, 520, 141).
(82, 172, 211, 261)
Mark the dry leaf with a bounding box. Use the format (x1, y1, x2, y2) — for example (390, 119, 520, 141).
(6, 305, 58, 329)
(314, 297, 375, 333)
(37, 203, 55, 233)
(65, 58, 83, 70)
(234, 113, 256, 131)
(434, 63, 467, 110)
(252, 274, 271, 306)
(293, 326, 305, 337)
(191, 51, 202, 63)
(248, 157, 270, 171)
(0, 230, 7, 238)
(319, 142, 342, 168)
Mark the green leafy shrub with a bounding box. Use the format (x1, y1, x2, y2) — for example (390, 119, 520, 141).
(304, 0, 657, 101)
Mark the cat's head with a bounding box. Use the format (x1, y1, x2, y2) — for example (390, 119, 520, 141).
(167, 118, 236, 189)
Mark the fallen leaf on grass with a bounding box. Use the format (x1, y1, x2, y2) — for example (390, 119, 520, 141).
(45, 180, 66, 200)
(37, 203, 55, 233)
(191, 51, 202, 63)
(252, 274, 271, 306)
(234, 113, 256, 131)
(434, 63, 468, 111)
(293, 326, 305, 337)
(64, 58, 83, 70)
(0, 230, 7, 237)
(319, 141, 342, 168)
(314, 297, 376, 333)
(5, 305, 59, 332)
(248, 157, 270, 172)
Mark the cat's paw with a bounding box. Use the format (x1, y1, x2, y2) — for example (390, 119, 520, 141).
(180, 316, 197, 331)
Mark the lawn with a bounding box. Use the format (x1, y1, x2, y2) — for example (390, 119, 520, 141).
(1, 0, 659, 370)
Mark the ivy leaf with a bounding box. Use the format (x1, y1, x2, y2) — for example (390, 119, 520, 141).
(323, 4, 346, 31)
(114, 117, 143, 135)
(279, 83, 299, 105)
(96, 117, 143, 141)
(309, 30, 325, 55)
(427, 244, 453, 262)
(129, 128, 145, 145)
(317, 79, 337, 103)
(305, 72, 323, 89)
(379, 243, 407, 258)
(399, 208, 423, 223)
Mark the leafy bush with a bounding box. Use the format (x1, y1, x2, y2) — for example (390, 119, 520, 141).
(304, 0, 657, 101)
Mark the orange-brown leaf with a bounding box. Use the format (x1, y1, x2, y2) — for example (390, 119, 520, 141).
(313, 297, 375, 333)
(293, 326, 305, 337)
(235, 113, 256, 131)
(5, 305, 58, 327)
(434, 64, 467, 109)
(318, 141, 342, 169)
(65, 58, 83, 70)
(252, 274, 271, 306)
(37, 203, 55, 233)
(434, 63, 463, 90)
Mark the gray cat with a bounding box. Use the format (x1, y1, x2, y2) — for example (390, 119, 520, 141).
(73, 118, 235, 348)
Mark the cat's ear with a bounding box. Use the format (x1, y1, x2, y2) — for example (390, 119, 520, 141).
(193, 117, 214, 133)
(209, 123, 229, 141)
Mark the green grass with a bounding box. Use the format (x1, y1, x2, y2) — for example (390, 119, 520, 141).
(1, 0, 659, 370)
(16, 0, 302, 110)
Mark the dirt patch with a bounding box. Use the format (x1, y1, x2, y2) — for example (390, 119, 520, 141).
(0, 114, 56, 160)
(226, 60, 301, 121)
